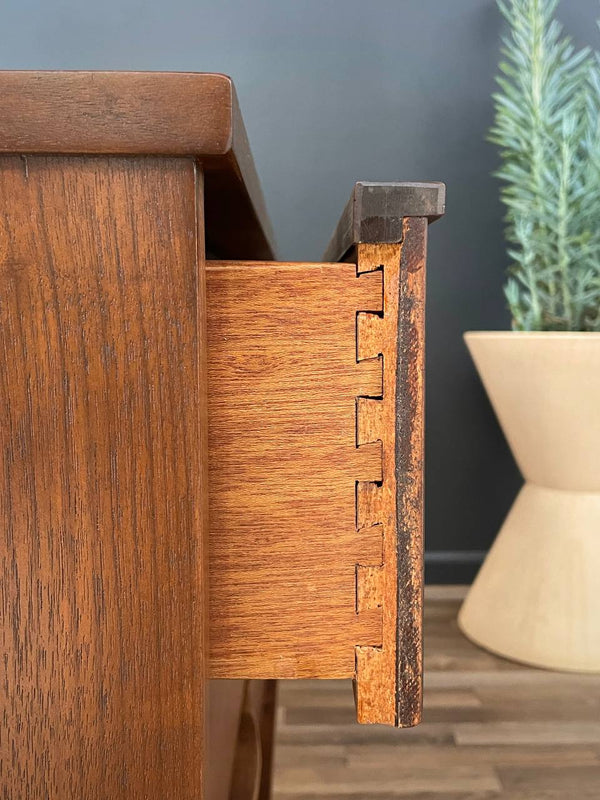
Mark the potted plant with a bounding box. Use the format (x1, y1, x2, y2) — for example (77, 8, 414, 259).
(458, 0, 600, 671)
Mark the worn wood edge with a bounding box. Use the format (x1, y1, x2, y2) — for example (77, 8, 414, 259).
(0, 71, 276, 260)
(323, 181, 445, 263)
(352, 230, 426, 727)
(395, 217, 427, 728)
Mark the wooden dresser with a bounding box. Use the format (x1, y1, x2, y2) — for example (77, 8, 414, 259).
(0, 72, 444, 800)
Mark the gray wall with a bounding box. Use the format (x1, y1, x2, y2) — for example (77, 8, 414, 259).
(1, 0, 596, 579)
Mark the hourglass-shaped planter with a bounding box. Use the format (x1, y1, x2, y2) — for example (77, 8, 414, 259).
(459, 332, 600, 672)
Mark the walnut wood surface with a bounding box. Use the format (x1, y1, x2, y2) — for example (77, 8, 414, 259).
(0, 155, 209, 799)
(0, 71, 275, 260)
(206, 261, 386, 679)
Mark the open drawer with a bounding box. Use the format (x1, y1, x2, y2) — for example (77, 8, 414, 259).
(207, 180, 445, 727)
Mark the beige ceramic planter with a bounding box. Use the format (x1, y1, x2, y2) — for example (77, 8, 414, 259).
(459, 331, 600, 672)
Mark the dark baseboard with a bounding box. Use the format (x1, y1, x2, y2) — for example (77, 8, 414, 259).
(425, 551, 486, 585)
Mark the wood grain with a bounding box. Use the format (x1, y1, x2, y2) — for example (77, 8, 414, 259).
(206, 261, 385, 679)
(0, 155, 208, 799)
(0, 71, 275, 260)
(395, 218, 427, 726)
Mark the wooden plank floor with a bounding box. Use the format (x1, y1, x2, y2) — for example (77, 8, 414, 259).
(273, 586, 600, 799)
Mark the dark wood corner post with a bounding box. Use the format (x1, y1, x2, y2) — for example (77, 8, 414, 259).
(325, 181, 446, 726)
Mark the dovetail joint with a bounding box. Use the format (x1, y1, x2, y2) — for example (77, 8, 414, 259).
(355, 261, 385, 635)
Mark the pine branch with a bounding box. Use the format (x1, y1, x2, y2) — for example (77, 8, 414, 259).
(491, 0, 600, 331)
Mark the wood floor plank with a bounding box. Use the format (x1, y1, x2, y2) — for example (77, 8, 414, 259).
(424, 690, 483, 709)
(343, 745, 600, 769)
(280, 686, 482, 712)
(283, 706, 364, 726)
(424, 586, 469, 601)
(494, 793, 600, 800)
(273, 763, 502, 796)
(273, 588, 600, 798)
(454, 721, 600, 746)
(275, 722, 456, 746)
(273, 794, 500, 800)
(274, 742, 600, 775)
(424, 628, 519, 673)
(425, 670, 600, 689)
(273, 745, 347, 769)
(472, 684, 600, 722)
(497, 765, 600, 792)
